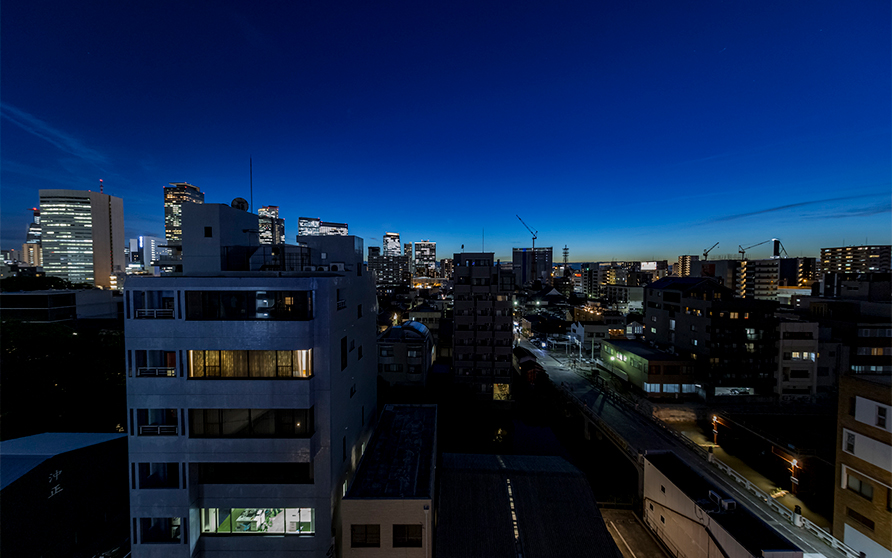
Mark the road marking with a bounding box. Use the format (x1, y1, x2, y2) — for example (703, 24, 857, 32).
(609, 520, 638, 558)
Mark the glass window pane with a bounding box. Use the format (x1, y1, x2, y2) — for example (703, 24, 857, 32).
(251, 410, 275, 436)
(250, 351, 276, 378)
(221, 410, 251, 436)
(277, 350, 293, 377)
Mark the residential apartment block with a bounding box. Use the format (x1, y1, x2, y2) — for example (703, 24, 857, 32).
(453, 252, 515, 400)
(821, 245, 891, 274)
(834, 374, 892, 558)
(125, 205, 377, 557)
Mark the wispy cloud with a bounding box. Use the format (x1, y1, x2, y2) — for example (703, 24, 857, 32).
(706, 192, 889, 224)
(0, 103, 109, 168)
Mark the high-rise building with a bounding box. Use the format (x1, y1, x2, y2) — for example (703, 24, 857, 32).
(820, 245, 891, 274)
(22, 208, 43, 267)
(383, 233, 401, 256)
(512, 247, 553, 288)
(163, 183, 204, 245)
(298, 218, 348, 237)
(40, 189, 124, 289)
(125, 214, 377, 557)
(258, 206, 285, 245)
(25, 208, 41, 243)
(414, 241, 436, 277)
(453, 252, 515, 400)
(676, 255, 699, 277)
(368, 246, 410, 289)
(440, 258, 454, 280)
(126, 236, 165, 272)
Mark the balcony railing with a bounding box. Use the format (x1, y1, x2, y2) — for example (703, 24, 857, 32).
(138, 425, 178, 436)
(136, 309, 175, 319)
(137, 367, 177, 378)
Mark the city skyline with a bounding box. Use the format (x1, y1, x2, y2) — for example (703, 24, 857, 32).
(2, 1, 889, 262)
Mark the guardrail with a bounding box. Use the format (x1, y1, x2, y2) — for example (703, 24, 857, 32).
(135, 309, 174, 319)
(559, 375, 859, 558)
(138, 425, 178, 436)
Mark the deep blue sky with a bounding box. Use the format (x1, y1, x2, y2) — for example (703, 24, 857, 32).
(3, 1, 889, 262)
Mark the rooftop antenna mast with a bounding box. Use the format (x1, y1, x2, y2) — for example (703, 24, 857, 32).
(249, 158, 253, 213)
(99, 178, 103, 194)
(516, 214, 538, 284)
(563, 245, 569, 266)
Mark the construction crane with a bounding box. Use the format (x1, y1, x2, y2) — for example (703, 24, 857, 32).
(516, 215, 539, 284)
(703, 242, 719, 261)
(738, 239, 772, 260)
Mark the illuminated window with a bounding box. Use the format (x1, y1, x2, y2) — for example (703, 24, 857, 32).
(201, 507, 314, 535)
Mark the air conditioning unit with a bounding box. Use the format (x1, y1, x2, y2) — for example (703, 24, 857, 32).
(316, 266, 327, 271)
(708, 490, 721, 505)
(721, 499, 736, 511)
(331, 262, 346, 271)
(302, 266, 315, 271)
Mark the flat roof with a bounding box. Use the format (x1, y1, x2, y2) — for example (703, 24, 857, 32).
(604, 339, 690, 361)
(0, 433, 126, 490)
(436, 454, 623, 558)
(346, 405, 437, 499)
(646, 452, 800, 554)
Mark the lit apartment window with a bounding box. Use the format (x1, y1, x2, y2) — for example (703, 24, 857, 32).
(189, 350, 312, 378)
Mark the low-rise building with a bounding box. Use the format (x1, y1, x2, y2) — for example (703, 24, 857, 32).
(341, 405, 437, 557)
(377, 321, 435, 387)
(644, 452, 802, 558)
(601, 339, 696, 399)
(1, 433, 129, 557)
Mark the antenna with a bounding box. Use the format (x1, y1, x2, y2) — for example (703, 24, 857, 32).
(482, 228, 485, 252)
(99, 178, 104, 194)
(249, 158, 253, 213)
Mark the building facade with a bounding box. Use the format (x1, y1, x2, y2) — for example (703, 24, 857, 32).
(258, 206, 285, 245)
(164, 183, 205, 244)
(413, 241, 436, 277)
(383, 233, 401, 256)
(453, 252, 514, 400)
(125, 228, 378, 557)
(298, 218, 349, 237)
(821, 245, 891, 274)
(512, 247, 553, 288)
(40, 189, 124, 289)
(676, 255, 699, 277)
(377, 321, 435, 387)
(833, 374, 892, 558)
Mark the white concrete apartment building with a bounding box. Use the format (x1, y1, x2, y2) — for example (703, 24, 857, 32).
(126, 205, 378, 557)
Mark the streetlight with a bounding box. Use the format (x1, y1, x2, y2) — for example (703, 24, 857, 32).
(712, 415, 718, 445)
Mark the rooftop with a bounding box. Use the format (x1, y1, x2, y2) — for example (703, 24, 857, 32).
(346, 405, 437, 499)
(1, 433, 126, 490)
(604, 339, 690, 361)
(436, 453, 623, 558)
(646, 452, 800, 555)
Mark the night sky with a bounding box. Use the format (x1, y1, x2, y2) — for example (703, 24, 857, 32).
(2, 1, 889, 262)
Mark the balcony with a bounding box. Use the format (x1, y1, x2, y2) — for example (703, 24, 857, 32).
(136, 367, 176, 378)
(136, 309, 174, 319)
(138, 425, 178, 436)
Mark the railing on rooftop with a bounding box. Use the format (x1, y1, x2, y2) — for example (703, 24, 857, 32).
(138, 425, 178, 436)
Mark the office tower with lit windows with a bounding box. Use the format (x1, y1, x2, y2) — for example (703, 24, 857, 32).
(414, 241, 436, 277)
(297, 218, 348, 237)
(125, 205, 377, 557)
(164, 183, 205, 244)
(39, 189, 124, 289)
(258, 206, 285, 245)
(383, 233, 401, 256)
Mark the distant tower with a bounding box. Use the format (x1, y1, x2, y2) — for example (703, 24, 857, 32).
(563, 245, 569, 266)
(383, 233, 401, 256)
(164, 182, 205, 245)
(258, 206, 285, 245)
